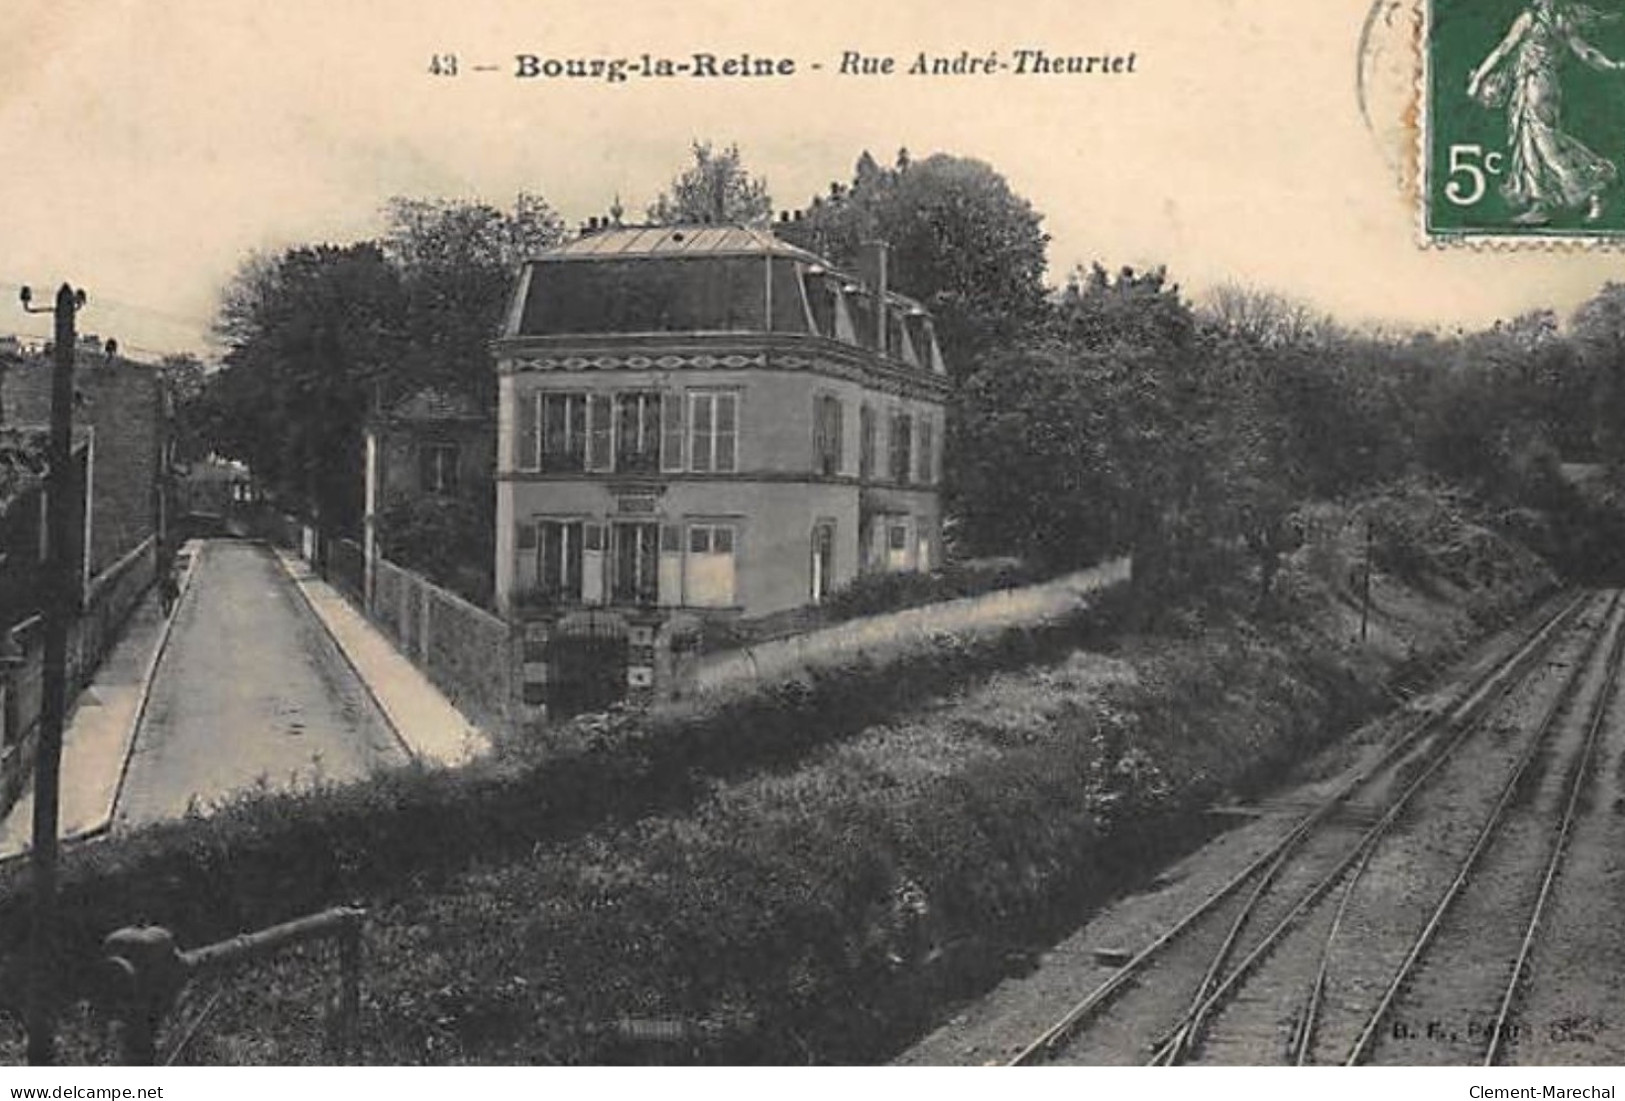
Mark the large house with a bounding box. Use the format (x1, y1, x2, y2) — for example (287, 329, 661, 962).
(492, 223, 949, 711)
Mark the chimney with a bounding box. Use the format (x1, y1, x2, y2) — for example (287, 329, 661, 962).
(857, 240, 890, 354)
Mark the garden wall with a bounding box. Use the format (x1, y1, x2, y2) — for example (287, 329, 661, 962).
(0, 536, 156, 815)
(681, 555, 1132, 698)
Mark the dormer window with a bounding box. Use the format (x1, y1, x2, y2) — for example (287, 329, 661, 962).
(806, 270, 837, 338)
(889, 308, 917, 366)
(903, 311, 933, 369)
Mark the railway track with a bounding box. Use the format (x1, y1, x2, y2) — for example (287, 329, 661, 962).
(1009, 588, 1615, 1067)
(1262, 592, 1624, 1066)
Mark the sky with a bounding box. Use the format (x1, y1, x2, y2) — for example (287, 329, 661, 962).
(2, 0, 1624, 360)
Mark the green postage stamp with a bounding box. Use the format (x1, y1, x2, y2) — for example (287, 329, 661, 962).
(1426, 0, 1625, 241)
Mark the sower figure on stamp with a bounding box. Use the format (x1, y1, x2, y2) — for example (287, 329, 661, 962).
(1468, 0, 1623, 225)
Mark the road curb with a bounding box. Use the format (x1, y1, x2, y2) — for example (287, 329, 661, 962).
(102, 542, 204, 834)
(267, 544, 421, 766)
(0, 542, 203, 865)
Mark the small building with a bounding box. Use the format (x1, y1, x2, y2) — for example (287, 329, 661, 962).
(1, 349, 165, 598)
(362, 385, 496, 606)
(367, 386, 491, 505)
(493, 223, 949, 714)
(0, 348, 165, 815)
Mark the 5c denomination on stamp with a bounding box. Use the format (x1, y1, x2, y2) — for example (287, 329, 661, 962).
(1425, 0, 1625, 241)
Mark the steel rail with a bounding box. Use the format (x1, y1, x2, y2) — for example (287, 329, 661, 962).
(1482, 595, 1625, 1066)
(1006, 590, 1588, 1066)
(1157, 840, 1301, 1066)
(1147, 591, 1611, 1067)
(1291, 845, 1374, 1065)
(1342, 593, 1624, 1065)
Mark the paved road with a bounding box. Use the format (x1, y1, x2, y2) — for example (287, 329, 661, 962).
(115, 540, 407, 828)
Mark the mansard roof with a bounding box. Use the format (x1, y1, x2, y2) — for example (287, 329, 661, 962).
(502, 223, 949, 377)
(543, 224, 823, 263)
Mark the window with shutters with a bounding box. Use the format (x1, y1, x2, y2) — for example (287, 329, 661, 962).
(538, 520, 585, 602)
(539, 393, 587, 472)
(518, 519, 594, 604)
(615, 391, 662, 473)
(916, 417, 935, 486)
(611, 522, 660, 605)
(813, 394, 843, 477)
(688, 391, 738, 473)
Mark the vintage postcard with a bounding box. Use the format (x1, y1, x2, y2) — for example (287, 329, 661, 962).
(4, 0, 1625, 1077)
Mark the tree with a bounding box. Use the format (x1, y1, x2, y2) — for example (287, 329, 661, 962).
(1202, 282, 1333, 348)
(1571, 284, 1625, 463)
(955, 265, 1226, 591)
(380, 193, 566, 407)
(376, 494, 493, 604)
(789, 150, 1050, 371)
(156, 353, 209, 463)
(201, 193, 568, 536)
(646, 141, 773, 226)
(205, 243, 402, 530)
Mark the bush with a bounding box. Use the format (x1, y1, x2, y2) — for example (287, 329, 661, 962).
(819, 559, 1042, 622)
(0, 584, 1137, 1029)
(376, 495, 493, 601)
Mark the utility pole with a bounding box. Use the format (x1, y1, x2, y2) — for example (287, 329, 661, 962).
(1360, 516, 1374, 644)
(18, 282, 87, 1066)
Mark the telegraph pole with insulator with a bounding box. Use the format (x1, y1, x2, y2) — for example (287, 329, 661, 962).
(18, 282, 87, 1065)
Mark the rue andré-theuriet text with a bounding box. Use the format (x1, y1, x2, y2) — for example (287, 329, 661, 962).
(508, 49, 1137, 82)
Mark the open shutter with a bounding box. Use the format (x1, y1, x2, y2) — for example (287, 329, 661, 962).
(587, 394, 614, 471)
(661, 392, 685, 471)
(518, 392, 541, 471)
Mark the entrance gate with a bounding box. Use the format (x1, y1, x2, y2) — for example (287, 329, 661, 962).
(547, 612, 628, 718)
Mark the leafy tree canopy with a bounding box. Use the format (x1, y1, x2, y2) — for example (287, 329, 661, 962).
(205, 243, 401, 528)
(788, 149, 1050, 371)
(380, 194, 566, 405)
(200, 195, 566, 526)
(647, 141, 773, 227)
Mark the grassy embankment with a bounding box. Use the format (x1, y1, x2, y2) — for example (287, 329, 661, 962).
(0, 482, 1558, 1064)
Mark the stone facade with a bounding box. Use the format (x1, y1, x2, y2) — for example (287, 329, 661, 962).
(0, 349, 164, 817)
(2, 350, 164, 581)
(492, 224, 950, 718)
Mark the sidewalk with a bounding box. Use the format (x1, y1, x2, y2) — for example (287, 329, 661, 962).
(0, 545, 196, 859)
(271, 548, 488, 767)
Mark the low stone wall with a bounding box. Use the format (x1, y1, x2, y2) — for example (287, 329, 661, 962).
(0, 536, 157, 815)
(369, 557, 513, 737)
(682, 555, 1133, 699)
